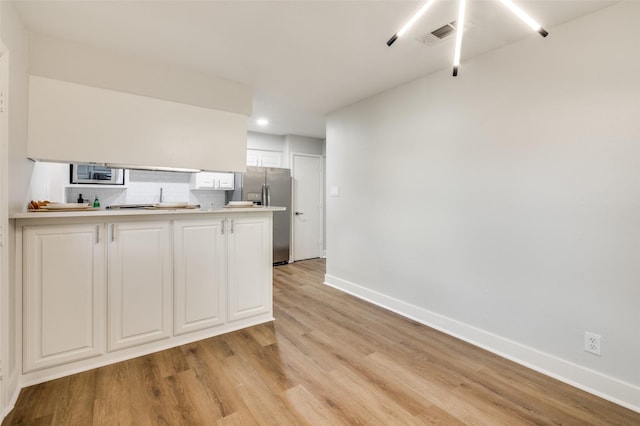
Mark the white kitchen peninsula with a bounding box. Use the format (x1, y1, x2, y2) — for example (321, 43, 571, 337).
(11, 207, 283, 386)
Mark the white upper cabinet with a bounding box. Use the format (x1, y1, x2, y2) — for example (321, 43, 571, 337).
(27, 76, 248, 172)
(217, 173, 235, 190)
(191, 172, 235, 190)
(193, 172, 216, 189)
(23, 224, 105, 372)
(246, 150, 259, 167)
(247, 149, 282, 168)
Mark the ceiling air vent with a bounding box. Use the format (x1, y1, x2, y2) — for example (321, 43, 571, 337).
(417, 20, 471, 46)
(432, 21, 457, 39)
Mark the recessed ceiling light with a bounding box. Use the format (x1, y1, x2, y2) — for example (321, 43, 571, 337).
(257, 118, 269, 126)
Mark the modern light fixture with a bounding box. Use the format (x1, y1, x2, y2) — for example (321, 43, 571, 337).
(387, 0, 438, 46)
(387, 0, 549, 76)
(500, 0, 548, 36)
(256, 118, 269, 126)
(452, 0, 467, 77)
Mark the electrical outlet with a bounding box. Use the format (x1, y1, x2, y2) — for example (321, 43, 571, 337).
(584, 332, 601, 356)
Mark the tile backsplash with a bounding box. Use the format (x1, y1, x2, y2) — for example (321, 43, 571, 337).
(65, 169, 228, 208)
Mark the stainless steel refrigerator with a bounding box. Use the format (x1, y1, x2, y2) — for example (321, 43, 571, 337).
(229, 166, 291, 265)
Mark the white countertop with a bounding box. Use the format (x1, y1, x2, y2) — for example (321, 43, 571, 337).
(10, 206, 286, 220)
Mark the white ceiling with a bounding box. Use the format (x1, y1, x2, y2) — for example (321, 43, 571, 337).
(12, 0, 615, 139)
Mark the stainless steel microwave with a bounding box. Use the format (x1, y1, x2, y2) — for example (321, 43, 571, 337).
(70, 164, 125, 185)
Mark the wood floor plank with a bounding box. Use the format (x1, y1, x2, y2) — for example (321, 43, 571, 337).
(327, 365, 423, 425)
(223, 329, 298, 393)
(49, 370, 96, 425)
(4, 258, 640, 425)
(283, 384, 347, 426)
(271, 330, 372, 424)
(4, 384, 46, 423)
(124, 355, 183, 425)
(416, 405, 468, 425)
(180, 340, 240, 418)
(216, 410, 260, 426)
(245, 321, 278, 347)
(164, 369, 224, 422)
(220, 353, 299, 425)
(150, 346, 192, 379)
(92, 360, 135, 425)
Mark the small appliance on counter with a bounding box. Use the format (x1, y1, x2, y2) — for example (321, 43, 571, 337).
(70, 164, 125, 185)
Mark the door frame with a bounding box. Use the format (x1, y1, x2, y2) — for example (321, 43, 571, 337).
(0, 40, 18, 417)
(289, 152, 324, 262)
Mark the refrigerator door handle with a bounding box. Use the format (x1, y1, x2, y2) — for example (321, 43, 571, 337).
(263, 183, 271, 206)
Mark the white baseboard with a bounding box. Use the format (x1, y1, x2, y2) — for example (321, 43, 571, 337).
(1, 369, 21, 422)
(324, 273, 640, 413)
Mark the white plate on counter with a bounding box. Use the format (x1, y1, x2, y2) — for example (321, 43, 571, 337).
(225, 201, 255, 208)
(154, 202, 189, 208)
(39, 203, 91, 210)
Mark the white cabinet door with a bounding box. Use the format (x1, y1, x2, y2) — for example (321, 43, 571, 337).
(246, 149, 282, 168)
(259, 152, 282, 168)
(216, 173, 235, 190)
(108, 221, 172, 351)
(173, 219, 226, 335)
(23, 224, 105, 372)
(227, 216, 272, 322)
(192, 172, 216, 189)
(246, 150, 259, 166)
(191, 172, 234, 190)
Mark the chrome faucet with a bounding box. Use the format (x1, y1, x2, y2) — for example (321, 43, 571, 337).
(160, 187, 164, 203)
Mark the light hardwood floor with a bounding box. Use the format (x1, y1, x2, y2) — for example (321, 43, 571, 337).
(4, 258, 639, 425)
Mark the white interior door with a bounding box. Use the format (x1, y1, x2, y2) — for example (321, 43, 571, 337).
(292, 154, 323, 261)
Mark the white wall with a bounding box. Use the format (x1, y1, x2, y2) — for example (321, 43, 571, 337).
(27, 75, 248, 172)
(247, 131, 326, 169)
(3, 4, 29, 214)
(28, 32, 252, 115)
(247, 131, 285, 152)
(285, 134, 324, 160)
(1, 0, 29, 417)
(25, 34, 252, 172)
(326, 2, 640, 411)
(29, 162, 67, 202)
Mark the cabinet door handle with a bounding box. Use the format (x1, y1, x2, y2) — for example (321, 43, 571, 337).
(221, 219, 225, 235)
(230, 219, 234, 234)
(111, 224, 117, 242)
(96, 226, 101, 244)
